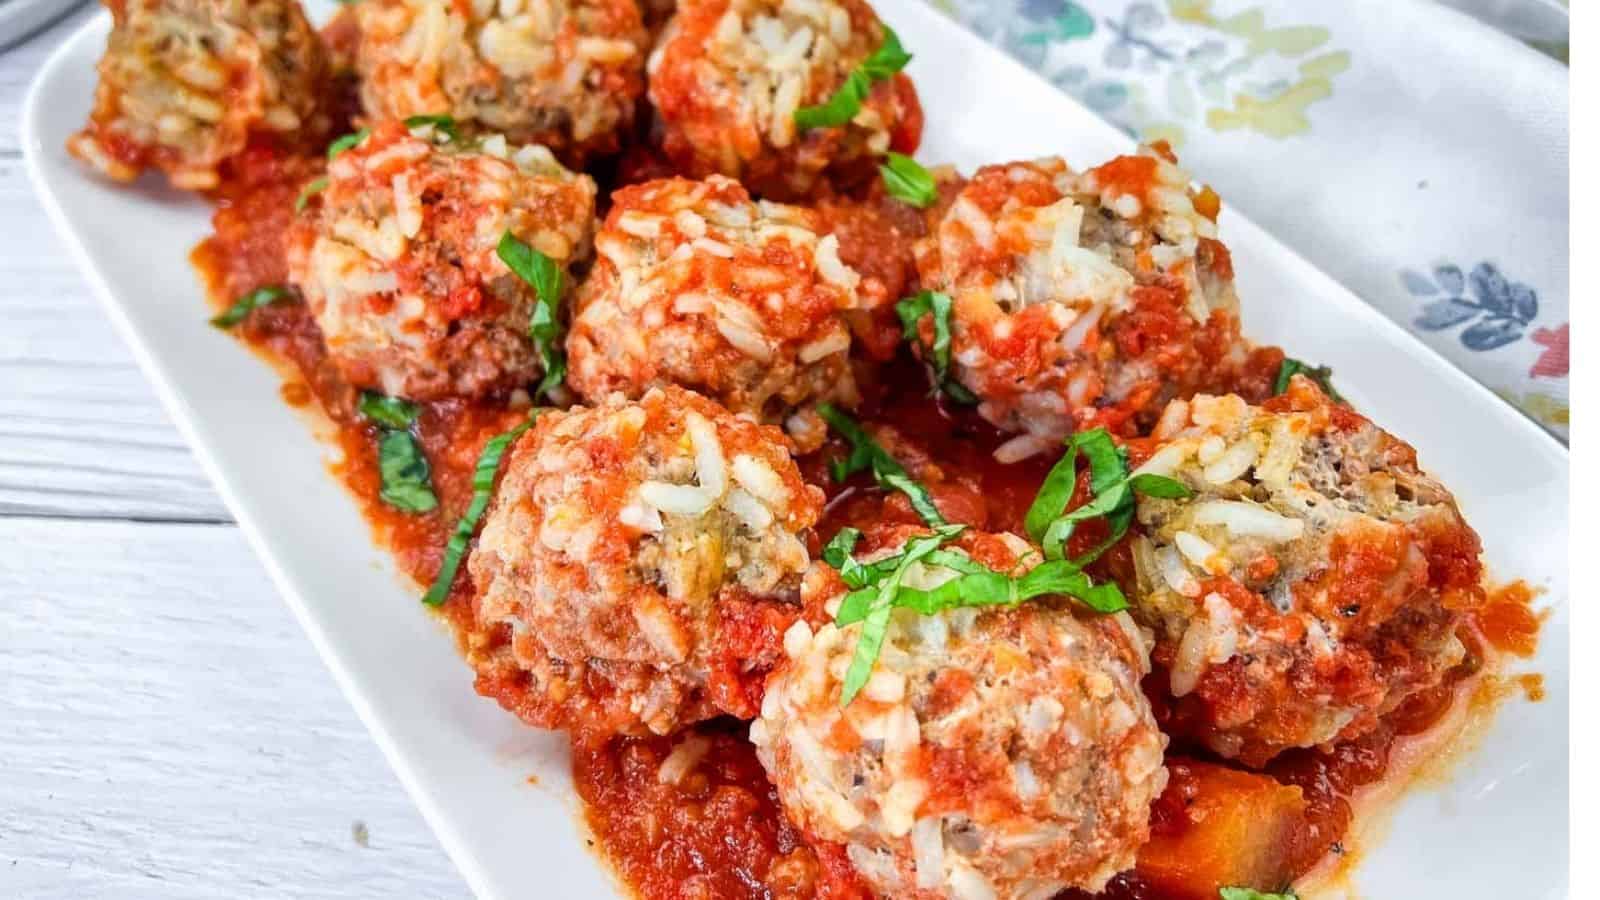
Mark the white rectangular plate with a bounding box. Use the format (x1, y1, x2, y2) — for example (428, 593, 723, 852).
(23, 2, 1568, 898)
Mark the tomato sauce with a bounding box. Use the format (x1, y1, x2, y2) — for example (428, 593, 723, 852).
(192, 142, 1542, 900)
(1474, 581, 1545, 658)
(574, 723, 873, 900)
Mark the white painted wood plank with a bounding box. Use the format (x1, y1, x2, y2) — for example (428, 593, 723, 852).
(0, 6, 98, 156)
(1, 84, 229, 521)
(0, 517, 469, 898)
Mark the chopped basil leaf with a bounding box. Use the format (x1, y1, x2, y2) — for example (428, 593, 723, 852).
(818, 403, 946, 527)
(210, 286, 290, 328)
(1026, 428, 1187, 565)
(1219, 889, 1296, 900)
(422, 415, 540, 606)
(893, 567, 1016, 613)
(823, 522, 1126, 703)
(833, 584, 876, 627)
(1016, 561, 1128, 612)
(1040, 480, 1130, 561)
(377, 430, 438, 513)
(1128, 473, 1194, 499)
(923, 548, 990, 575)
(1274, 357, 1344, 403)
(895, 290, 972, 403)
(1078, 429, 1130, 497)
(403, 114, 458, 140)
(794, 25, 910, 130)
(879, 152, 936, 207)
(497, 231, 566, 399)
(1024, 438, 1082, 544)
(859, 24, 911, 79)
(358, 391, 420, 429)
(326, 128, 369, 160)
(893, 557, 1129, 616)
(1024, 427, 1123, 550)
(794, 71, 870, 130)
(295, 176, 328, 211)
(839, 526, 959, 704)
(823, 527, 870, 588)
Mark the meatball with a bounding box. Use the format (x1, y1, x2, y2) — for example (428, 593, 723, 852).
(647, 0, 923, 198)
(353, 0, 648, 162)
(1122, 377, 1485, 765)
(752, 524, 1167, 898)
(467, 386, 824, 738)
(567, 175, 864, 450)
(285, 120, 596, 400)
(811, 182, 935, 362)
(912, 146, 1247, 457)
(67, 0, 326, 191)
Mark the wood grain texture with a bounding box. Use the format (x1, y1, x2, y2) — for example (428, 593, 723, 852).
(1, 6, 97, 156)
(0, 517, 469, 899)
(1, 8, 229, 524)
(2, 16, 469, 898)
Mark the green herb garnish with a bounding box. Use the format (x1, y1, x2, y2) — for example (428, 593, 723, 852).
(1024, 428, 1192, 563)
(210, 286, 290, 329)
(825, 520, 1130, 705)
(295, 176, 328, 211)
(326, 128, 370, 160)
(794, 25, 911, 130)
(895, 290, 976, 404)
(1274, 357, 1344, 403)
(818, 403, 946, 527)
(359, 391, 436, 513)
(422, 414, 539, 606)
(1219, 889, 1296, 900)
(496, 231, 566, 399)
(838, 524, 964, 704)
(358, 391, 420, 429)
(377, 429, 438, 513)
(822, 527, 870, 587)
(404, 114, 458, 140)
(879, 152, 936, 208)
(822, 430, 1193, 705)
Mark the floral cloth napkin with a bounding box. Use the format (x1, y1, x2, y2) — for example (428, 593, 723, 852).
(934, 0, 1570, 439)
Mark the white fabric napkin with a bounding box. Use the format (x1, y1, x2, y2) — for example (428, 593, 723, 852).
(936, 0, 1570, 439)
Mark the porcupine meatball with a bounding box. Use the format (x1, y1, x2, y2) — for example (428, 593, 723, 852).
(1122, 377, 1485, 765)
(285, 119, 595, 401)
(467, 386, 824, 738)
(752, 524, 1168, 899)
(646, 0, 923, 198)
(68, 0, 326, 191)
(353, 0, 648, 162)
(913, 146, 1247, 459)
(567, 175, 864, 451)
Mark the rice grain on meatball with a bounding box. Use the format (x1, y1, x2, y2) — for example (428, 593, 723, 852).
(568, 175, 864, 450)
(68, 0, 327, 190)
(353, 0, 649, 162)
(647, 0, 923, 198)
(468, 386, 824, 738)
(913, 147, 1247, 457)
(1123, 377, 1485, 765)
(286, 120, 596, 400)
(753, 525, 1167, 899)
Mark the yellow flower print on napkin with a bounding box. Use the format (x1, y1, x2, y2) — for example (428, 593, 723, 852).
(1208, 51, 1350, 136)
(1167, 1, 1351, 138)
(1495, 388, 1570, 428)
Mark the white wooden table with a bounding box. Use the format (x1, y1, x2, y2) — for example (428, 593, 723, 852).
(0, 11, 468, 897)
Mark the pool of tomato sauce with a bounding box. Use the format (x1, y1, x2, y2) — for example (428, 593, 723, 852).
(191, 147, 1544, 900)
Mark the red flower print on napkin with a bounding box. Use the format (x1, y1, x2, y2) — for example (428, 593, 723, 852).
(1530, 324, 1568, 379)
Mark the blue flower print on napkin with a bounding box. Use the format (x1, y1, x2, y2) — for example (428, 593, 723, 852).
(1103, 3, 1172, 70)
(1402, 262, 1539, 351)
